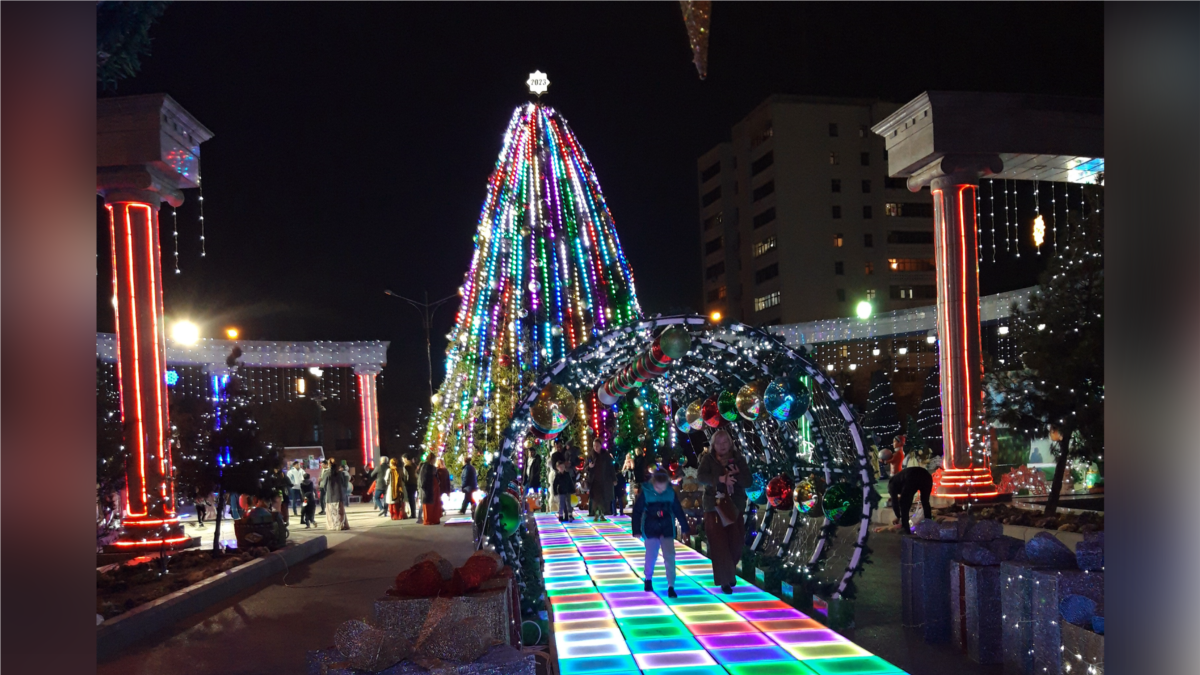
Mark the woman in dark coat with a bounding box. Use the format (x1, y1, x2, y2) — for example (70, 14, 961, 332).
(696, 429, 752, 593)
(402, 456, 419, 519)
(587, 440, 617, 521)
(419, 455, 441, 525)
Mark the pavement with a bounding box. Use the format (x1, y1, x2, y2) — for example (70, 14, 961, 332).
(100, 501, 1002, 675)
(97, 502, 478, 675)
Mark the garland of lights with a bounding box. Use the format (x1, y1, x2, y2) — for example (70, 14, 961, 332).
(477, 315, 875, 602)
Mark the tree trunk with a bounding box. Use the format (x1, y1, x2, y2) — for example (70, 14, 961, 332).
(1043, 435, 1070, 516)
(212, 477, 226, 554)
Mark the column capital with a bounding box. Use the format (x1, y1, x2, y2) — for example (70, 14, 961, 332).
(353, 365, 383, 376)
(98, 165, 186, 207)
(907, 153, 1004, 192)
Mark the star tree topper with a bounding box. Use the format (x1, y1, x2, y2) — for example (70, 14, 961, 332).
(526, 71, 550, 97)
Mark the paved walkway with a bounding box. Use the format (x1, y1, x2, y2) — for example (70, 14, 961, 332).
(541, 513, 907, 675)
(98, 502, 477, 675)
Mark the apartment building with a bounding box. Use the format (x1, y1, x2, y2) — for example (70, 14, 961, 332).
(697, 95, 937, 325)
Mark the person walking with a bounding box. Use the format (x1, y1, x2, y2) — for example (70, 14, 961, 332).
(193, 490, 210, 529)
(419, 455, 441, 525)
(888, 466, 934, 532)
(632, 469, 690, 597)
(300, 472, 318, 528)
(287, 460, 306, 517)
(459, 454, 478, 515)
(373, 455, 390, 516)
(552, 461, 575, 522)
(322, 461, 350, 530)
(317, 459, 330, 515)
(339, 461, 353, 509)
(403, 456, 419, 521)
(436, 457, 452, 506)
(587, 440, 616, 521)
(697, 429, 752, 594)
(386, 457, 407, 520)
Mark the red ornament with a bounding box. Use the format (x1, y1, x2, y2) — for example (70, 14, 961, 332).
(766, 475, 794, 509)
(387, 560, 444, 597)
(701, 398, 721, 427)
(498, 353, 512, 368)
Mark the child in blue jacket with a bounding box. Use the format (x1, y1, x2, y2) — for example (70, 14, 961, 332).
(631, 469, 690, 598)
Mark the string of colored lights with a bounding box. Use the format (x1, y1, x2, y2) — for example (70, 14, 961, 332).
(541, 513, 907, 675)
(425, 103, 643, 460)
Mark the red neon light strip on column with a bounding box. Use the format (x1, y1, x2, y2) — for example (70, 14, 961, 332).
(932, 189, 955, 466)
(358, 374, 369, 466)
(134, 204, 170, 487)
(107, 206, 126, 426)
(957, 186, 972, 450)
(124, 204, 149, 516)
(111, 535, 192, 548)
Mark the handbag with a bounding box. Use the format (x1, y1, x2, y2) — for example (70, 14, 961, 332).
(714, 494, 738, 527)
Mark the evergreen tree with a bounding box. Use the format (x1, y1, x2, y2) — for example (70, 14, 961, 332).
(97, 363, 126, 537)
(984, 185, 1104, 515)
(904, 415, 927, 457)
(208, 347, 290, 551)
(97, 1, 170, 90)
(916, 368, 943, 457)
(425, 101, 645, 465)
(862, 368, 901, 445)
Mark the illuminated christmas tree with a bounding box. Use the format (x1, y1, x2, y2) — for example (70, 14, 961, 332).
(425, 80, 643, 463)
(862, 368, 901, 445)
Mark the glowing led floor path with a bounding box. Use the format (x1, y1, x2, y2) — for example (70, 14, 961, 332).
(538, 513, 908, 675)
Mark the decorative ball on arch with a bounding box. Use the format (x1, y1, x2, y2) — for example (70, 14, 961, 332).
(735, 381, 765, 421)
(794, 477, 822, 517)
(821, 482, 863, 527)
(674, 406, 691, 433)
(717, 390, 739, 421)
(764, 370, 812, 422)
(701, 397, 722, 427)
(530, 383, 576, 435)
(766, 475, 794, 509)
(685, 400, 704, 431)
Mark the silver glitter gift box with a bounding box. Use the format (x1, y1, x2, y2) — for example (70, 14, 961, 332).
(305, 646, 536, 675)
(1060, 622, 1103, 675)
(901, 535, 961, 643)
(1032, 569, 1104, 675)
(950, 560, 1002, 664)
(373, 586, 514, 647)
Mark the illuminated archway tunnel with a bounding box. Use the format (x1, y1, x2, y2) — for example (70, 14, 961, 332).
(480, 315, 878, 599)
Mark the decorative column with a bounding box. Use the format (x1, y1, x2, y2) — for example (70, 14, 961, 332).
(355, 366, 382, 469)
(99, 95, 212, 547)
(909, 154, 1003, 499)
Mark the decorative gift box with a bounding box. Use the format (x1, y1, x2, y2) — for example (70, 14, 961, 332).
(374, 585, 515, 648)
(1060, 621, 1103, 675)
(1032, 569, 1104, 675)
(950, 560, 1003, 664)
(901, 535, 961, 643)
(305, 645, 536, 675)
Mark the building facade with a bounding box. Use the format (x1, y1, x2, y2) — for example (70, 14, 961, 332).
(698, 95, 938, 325)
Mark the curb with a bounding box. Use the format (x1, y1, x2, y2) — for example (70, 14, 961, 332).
(97, 535, 328, 661)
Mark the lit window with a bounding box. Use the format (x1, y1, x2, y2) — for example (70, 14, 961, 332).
(834, 233, 844, 247)
(865, 262, 874, 275)
(754, 291, 781, 312)
(887, 258, 936, 272)
(830, 152, 839, 165)
(753, 236, 777, 257)
(866, 289, 877, 300)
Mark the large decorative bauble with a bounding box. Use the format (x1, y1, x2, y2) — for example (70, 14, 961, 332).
(674, 407, 691, 433)
(657, 326, 691, 360)
(717, 391, 738, 421)
(794, 479, 821, 516)
(766, 475, 794, 509)
(821, 483, 862, 527)
(494, 492, 521, 537)
(530, 384, 576, 434)
(528, 425, 558, 440)
(764, 373, 812, 422)
(747, 473, 767, 505)
(735, 381, 765, 421)
(701, 398, 721, 427)
(685, 400, 704, 431)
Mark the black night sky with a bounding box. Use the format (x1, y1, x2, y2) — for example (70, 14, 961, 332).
(98, 2, 1104, 440)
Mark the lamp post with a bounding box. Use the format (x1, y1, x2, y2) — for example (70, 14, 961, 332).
(384, 289, 457, 403)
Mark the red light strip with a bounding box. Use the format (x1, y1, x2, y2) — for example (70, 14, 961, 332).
(358, 374, 369, 467)
(107, 206, 126, 428)
(932, 189, 955, 469)
(122, 517, 181, 526)
(110, 535, 192, 548)
(134, 204, 170, 483)
(957, 186, 972, 449)
(123, 204, 149, 516)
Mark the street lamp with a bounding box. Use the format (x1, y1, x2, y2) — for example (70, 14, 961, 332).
(225, 327, 240, 339)
(384, 289, 458, 404)
(855, 301, 873, 320)
(172, 320, 200, 345)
